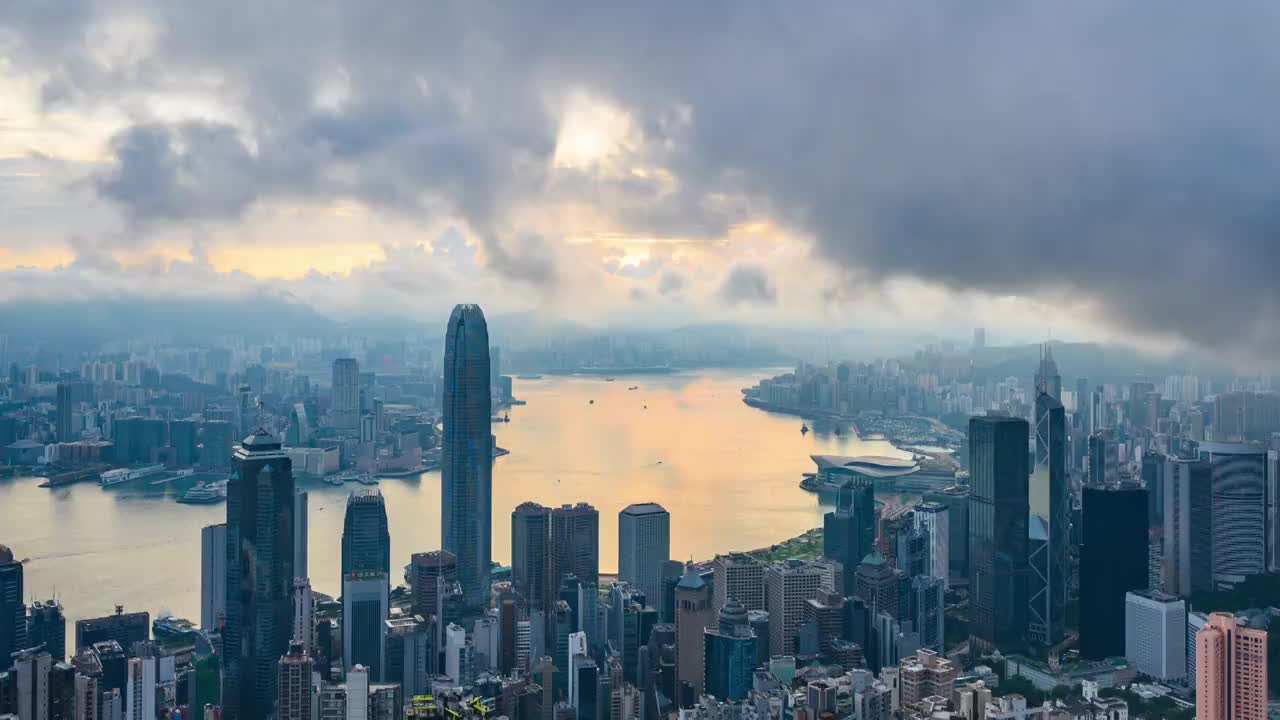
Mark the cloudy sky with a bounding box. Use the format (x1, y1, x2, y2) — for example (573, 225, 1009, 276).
(3, 2, 1280, 362)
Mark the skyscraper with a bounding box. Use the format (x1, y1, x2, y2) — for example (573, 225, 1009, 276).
(823, 479, 876, 593)
(1196, 612, 1268, 720)
(1161, 458, 1213, 596)
(512, 502, 552, 612)
(125, 656, 155, 720)
(276, 641, 312, 720)
(673, 564, 712, 700)
(342, 489, 391, 580)
(1079, 485, 1147, 660)
(618, 503, 670, 607)
(765, 560, 825, 657)
(1124, 590, 1186, 682)
(703, 599, 756, 701)
(441, 304, 493, 613)
(923, 485, 969, 584)
(1199, 442, 1268, 587)
(343, 571, 389, 680)
(1028, 390, 1066, 646)
(711, 553, 765, 617)
(1, 545, 28, 664)
(294, 491, 309, 581)
(1033, 344, 1061, 401)
(912, 502, 949, 590)
(27, 599, 66, 661)
(14, 649, 51, 720)
(201, 524, 227, 631)
(552, 503, 600, 589)
(1088, 431, 1119, 485)
(224, 429, 296, 720)
(967, 415, 1029, 657)
(409, 551, 457, 620)
(331, 358, 360, 431)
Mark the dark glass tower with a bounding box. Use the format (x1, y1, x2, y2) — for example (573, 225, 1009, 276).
(341, 489, 391, 580)
(703, 598, 756, 701)
(552, 503, 599, 589)
(512, 502, 552, 612)
(0, 544, 26, 664)
(224, 429, 295, 720)
(1079, 485, 1147, 659)
(823, 478, 876, 593)
(967, 415, 1029, 657)
(1028, 390, 1067, 646)
(441, 304, 493, 613)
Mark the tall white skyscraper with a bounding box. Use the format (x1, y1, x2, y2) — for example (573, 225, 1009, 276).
(200, 523, 227, 631)
(331, 358, 360, 430)
(14, 649, 51, 720)
(618, 503, 670, 605)
(344, 666, 368, 720)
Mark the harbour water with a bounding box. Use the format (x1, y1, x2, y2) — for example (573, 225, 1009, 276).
(0, 369, 906, 624)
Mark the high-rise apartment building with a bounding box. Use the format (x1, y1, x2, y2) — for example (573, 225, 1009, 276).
(552, 503, 599, 590)
(125, 656, 155, 720)
(276, 641, 312, 720)
(512, 502, 552, 612)
(331, 359, 361, 431)
(441, 304, 493, 613)
(1124, 590, 1185, 681)
(1028, 390, 1067, 646)
(897, 649, 956, 710)
(1196, 612, 1268, 720)
(14, 649, 51, 720)
(967, 415, 1029, 657)
(618, 503, 670, 607)
(912, 502, 949, 590)
(201, 524, 227, 631)
(1079, 485, 1147, 660)
(224, 429, 296, 720)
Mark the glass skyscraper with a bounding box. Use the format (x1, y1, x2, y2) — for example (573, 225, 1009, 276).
(342, 488, 391, 580)
(703, 598, 756, 701)
(512, 502, 552, 612)
(1079, 484, 1148, 660)
(224, 429, 296, 720)
(618, 502, 671, 606)
(823, 479, 876, 593)
(1028, 390, 1067, 646)
(442, 303, 493, 614)
(0, 544, 26, 665)
(967, 415, 1029, 657)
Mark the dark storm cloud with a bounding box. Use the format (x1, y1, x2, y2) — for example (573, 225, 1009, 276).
(719, 264, 775, 305)
(658, 271, 685, 296)
(11, 1, 1280, 353)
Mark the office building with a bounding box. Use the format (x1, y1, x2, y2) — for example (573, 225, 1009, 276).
(967, 415, 1029, 656)
(765, 560, 824, 657)
(854, 552, 898, 620)
(1088, 432, 1119, 485)
(906, 575, 945, 654)
(343, 572, 389, 680)
(331, 359, 360, 431)
(170, 419, 198, 468)
(14, 649, 50, 720)
(1196, 612, 1268, 720)
(1142, 451, 1165, 589)
(673, 564, 712, 699)
(922, 486, 969, 584)
(1079, 485, 1147, 660)
(1161, 458, 1213, 596)
(201, 420, 235, 470)
(409, 551, 456, 620)
(703, 599, 755, 701)
(74, 672, 99, 720)
(1124, 591, 1185, 681)
(276, 642, 311, 720)
(125, 656, 155, 720)
(47, 661, 74, 720)
(823, 479, 876, 594)
(224, 429, 296, 720)
(618, 503, 670, 607)
(1033, 345, 1061, 402)
(200, 524, 227, 631)
(441, 304, 493, 613)
(710, 554, 765, 618)
(384, 615, 431, 698)
(1198, 442, 1268, 587)
(342, 489, 391, 580)
(1028, 390, 1067, 646)
(912, 502, 949, 589)
(292, 579, 313, 652)
(74, 610, 148, 653)
(552, 503, 600, 589)
(27, 600, 66, 661)
(345, 665, 369, 720)
(294, 491, 308, 581)
(512, 502, 552, 612)
(2, 545, 28, 664)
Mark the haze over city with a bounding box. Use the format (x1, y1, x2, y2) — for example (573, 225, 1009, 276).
(3, 4, 1280, 720)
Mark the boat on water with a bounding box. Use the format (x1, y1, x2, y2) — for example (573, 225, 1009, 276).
(628, 386, 638, 390)
(801, 423, 809, 434)
(99, 464, 166, 487)
(324, 476, 345, 486)
(153, 615, 199, 641)
(356, 474, 378, 486)
(605, 377, 615, 382)
(177, 479, 228, 504)
(516, 374, 543, 380)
